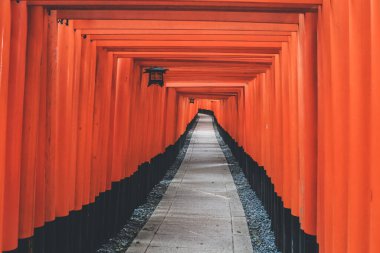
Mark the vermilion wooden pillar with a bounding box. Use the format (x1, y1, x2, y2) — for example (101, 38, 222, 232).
(19, 5, 44, 240)
(347, 0, 371, 252)
(55, 19, 76, 218)
(135, 69, 149, 165)
(243, 82, 252, 155)
(328, 1, 349, 252)
(45, 9, 58, 222)
(111, 58, 134, 183)
(370, 1, 380, 252)
(273, 55, 284, 198)
(105, 55, 118, 190)
(237, 89, 245, 147)
(289, 31, 299, 218)
(176, 96, 187, 138)
(1, 1, 379, 252)
(144, 81, 156, 160)
(75, 36, 95, 209)
(164, 88, 179, 147)
(2, 1, 27, 251)
(280, 41, 292, 211)
(67, 25, 83, 210)
(34, 6, 49, 230)
(265, 68, 275, 179)
(316, 2, 331, 252)
(157, 85, 168, 154)
(104, 51, 116, 192)
(74, 33, 87, 209)
(83, 38, 97, 206)
(298, 12, 317, 238)
(0, 0, 11, 250)
(125, 64, 142, 176)
(67, 22, 81, 212)
(91, 48, 114, 199)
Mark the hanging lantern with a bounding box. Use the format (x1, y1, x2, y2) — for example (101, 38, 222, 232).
(144, 67, 168, 87)
(189, 98, 195, 104)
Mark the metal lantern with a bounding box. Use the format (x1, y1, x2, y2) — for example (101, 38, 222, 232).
(144, 67, 168, 87)
(189, 98, 195, 104)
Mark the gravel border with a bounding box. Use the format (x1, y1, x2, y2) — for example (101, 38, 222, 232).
(97, 118, 198, 253)
(212, 119, 281, 253)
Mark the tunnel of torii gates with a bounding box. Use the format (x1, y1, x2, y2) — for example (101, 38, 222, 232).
(0, 0, 379, 252)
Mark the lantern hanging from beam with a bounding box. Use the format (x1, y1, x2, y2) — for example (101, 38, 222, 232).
(189, 98, 195, 104)
(144, 67, 168, 87)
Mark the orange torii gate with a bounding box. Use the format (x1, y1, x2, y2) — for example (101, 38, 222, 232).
(0, 0, 379, 253)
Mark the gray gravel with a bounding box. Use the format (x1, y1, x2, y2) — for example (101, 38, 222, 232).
(212, 120, 281, 253)
(97, 119, 197, 253)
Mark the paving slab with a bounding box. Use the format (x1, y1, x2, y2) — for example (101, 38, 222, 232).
(126, 114, 253, 253)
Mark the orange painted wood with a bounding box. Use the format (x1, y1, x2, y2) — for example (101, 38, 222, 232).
(1, 1, 380, 251)
(18, 6, 44, 239)
(288, 32, 300, 216)
(68, 24, 82, 210)
(91, 48, 114, 198)
(34, 7, 49, 229)
(347, 0, 371, 252)
(280, 41, 292, 210)
(316, 3, 329, 251)
(297, 12, 317, 236)
(57, 10, 299, 24)
(84, 40, 97, 205)
(111, 58, 134, 182)
(2, 1, 27, 251)
(95, 40, 283, 50)
(74, 20, 298, 32)
(0, 0, 11, 250)
(54, 21, 75, 217)
(75, 36, 94, 209)
(80, 29, 292, 36)
(24, 0, 322, 10)
(273, 55, 283, 197)
(164, 88, 179, 146)
(105, 56, 118, 190)
(127, 63, 139, 174)
(44, 10, 58, 222)
(65, 21, 77, 212)
(71, 27, 84, 203)
(328, 1, 349, 251)
(370, 1, 380, 252)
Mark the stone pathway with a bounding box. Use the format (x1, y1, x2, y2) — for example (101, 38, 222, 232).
(126, 114, 253, 253)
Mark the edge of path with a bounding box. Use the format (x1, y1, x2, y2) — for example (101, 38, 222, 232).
(97, 116, 199, 253)
(212, 116, 281, 253)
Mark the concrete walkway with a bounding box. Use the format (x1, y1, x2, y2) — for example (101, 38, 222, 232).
(127, 114, 253, 253)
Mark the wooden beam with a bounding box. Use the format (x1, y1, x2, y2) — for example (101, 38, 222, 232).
(89, 34, 290, 42)
(57, 10, 299, 24)
(73, 20, 299, 32)
(80, 29, 292, 35)
(24, 0, 321, 11)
